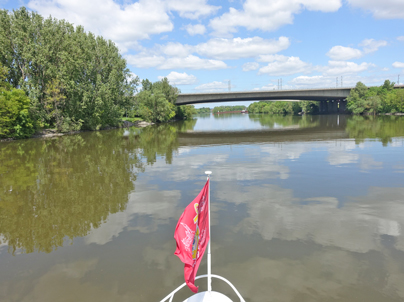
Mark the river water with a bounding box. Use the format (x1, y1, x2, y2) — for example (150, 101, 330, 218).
(1, 114, 404, 302)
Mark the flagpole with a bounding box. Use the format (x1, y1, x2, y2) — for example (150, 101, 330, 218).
(205, 171, 212, 292)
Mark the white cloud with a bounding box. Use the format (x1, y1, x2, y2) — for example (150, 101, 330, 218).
(126, 53, 227, 70)
(326, 141, 359, 166)
(258, 55, 310, 76)
(291, 75, 372, 88)
(194, 81, 229, 92)
(85, 189, 181, 245)
(159, 42, 193, 57)
(26, 0, 220, 52)
(258, 54, 286, 62)
(159, 55, 227, 69)
(158, 71, 197, 85)
(398, 36, 404, 42)
(359, 39, 388, 53)
(167, 0, 220, 19)
(324, 61, 374, 76)
(196, 36, 290, 60)
(184, 24, 206, 36)
(347, 0, 404, 19)
(209, 0, 342, 36)
(392, 62, 404, 68)
(291, 75, 331, 86)
(126, 36, 290, 69)
(242, 62, 260, 71)
(27, 0, 174, 52)
(125, 54, 166, 68)
(327, 39, 387, 61)
(326, 46, 363, 60)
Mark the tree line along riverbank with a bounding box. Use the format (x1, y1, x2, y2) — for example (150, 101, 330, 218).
(0, 7, 195, 140)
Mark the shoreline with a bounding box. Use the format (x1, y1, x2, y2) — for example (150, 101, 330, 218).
(0, 120, 153, 143)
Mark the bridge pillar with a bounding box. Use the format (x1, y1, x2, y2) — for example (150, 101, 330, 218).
(331, 100, 337, 113)
(322, 101, 328, 113)
(340, 100, 347, 112)
(325, 101, 330, 113)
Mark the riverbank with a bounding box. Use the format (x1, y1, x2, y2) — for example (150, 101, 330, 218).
(0, 120, 153, 142)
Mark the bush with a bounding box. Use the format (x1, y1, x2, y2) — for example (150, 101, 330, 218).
(136, 90, 176, 123)
(0, 88, 35, 138)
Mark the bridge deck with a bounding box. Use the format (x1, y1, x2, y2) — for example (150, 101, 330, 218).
(176, 87, 354, 105)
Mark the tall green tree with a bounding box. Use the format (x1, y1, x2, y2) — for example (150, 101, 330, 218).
(0, 7, 138, 132)
(137, 90, 176, 123)
(347, 82, 369, 114)
(134, 78, 194, 122)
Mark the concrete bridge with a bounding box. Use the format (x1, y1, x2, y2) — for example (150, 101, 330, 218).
(177, 87, 353, 113)
(177, 87, 353, 105)
(177, 85, 403, 113)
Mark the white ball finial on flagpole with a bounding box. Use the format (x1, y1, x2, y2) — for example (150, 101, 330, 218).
(205, 171, 212, 175)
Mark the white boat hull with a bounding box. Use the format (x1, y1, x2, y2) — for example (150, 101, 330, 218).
(183, 291, 233, 302)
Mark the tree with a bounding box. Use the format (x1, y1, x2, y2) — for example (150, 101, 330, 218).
(347, 82, 369, 114)
(137, 90, 176, 123)
(0, 88, 35, 138)
(0, 7, 137, 132)
(367, 95, 381, 116)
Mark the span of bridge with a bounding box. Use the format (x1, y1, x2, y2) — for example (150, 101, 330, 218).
(176, 87, 354, 105)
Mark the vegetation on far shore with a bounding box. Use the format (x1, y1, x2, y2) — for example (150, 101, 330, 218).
(347, 80, 404, 115)
(248, 100, 318, 115)
(195, 107, 211, 114)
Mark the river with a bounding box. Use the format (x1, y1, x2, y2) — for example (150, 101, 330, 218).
(1, 114, 404, 302)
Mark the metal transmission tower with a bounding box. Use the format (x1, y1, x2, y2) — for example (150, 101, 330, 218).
(228, 80, 231, 92)
(341, 76, 343, 87)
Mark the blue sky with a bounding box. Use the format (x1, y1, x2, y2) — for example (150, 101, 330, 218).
(1, 0, 404, 108)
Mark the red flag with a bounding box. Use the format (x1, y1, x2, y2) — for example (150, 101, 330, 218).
(174, 179, 210, 293)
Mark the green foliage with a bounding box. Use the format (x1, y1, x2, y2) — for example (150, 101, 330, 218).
(347, 82, 370, 114)
(176, 105, 196, 120)
(195, 107, 211, 114)
(134, 78, 190, 122)
(347, 81, 404, 115)
(137, 90, 176, 123)
(0, 86, 35, 138)
(120, 117, 142, 123)
(141, 79, 153, 91)
(0, 7, 138, 132)
(300, 101, 319, 114)
(213, 105, 246, 112)
(248, 101, 304, 115)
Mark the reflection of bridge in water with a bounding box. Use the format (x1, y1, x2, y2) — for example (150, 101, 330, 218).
(178, 115, 349, 146)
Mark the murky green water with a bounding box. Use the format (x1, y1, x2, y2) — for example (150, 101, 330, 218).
(1, 114, 404, 302)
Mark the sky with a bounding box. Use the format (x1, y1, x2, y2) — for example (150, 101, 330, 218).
(1, 0, 404, 108)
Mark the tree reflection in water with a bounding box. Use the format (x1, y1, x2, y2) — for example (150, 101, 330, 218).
(345, 115, 404, 146)
(0, 121, 195, 255)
